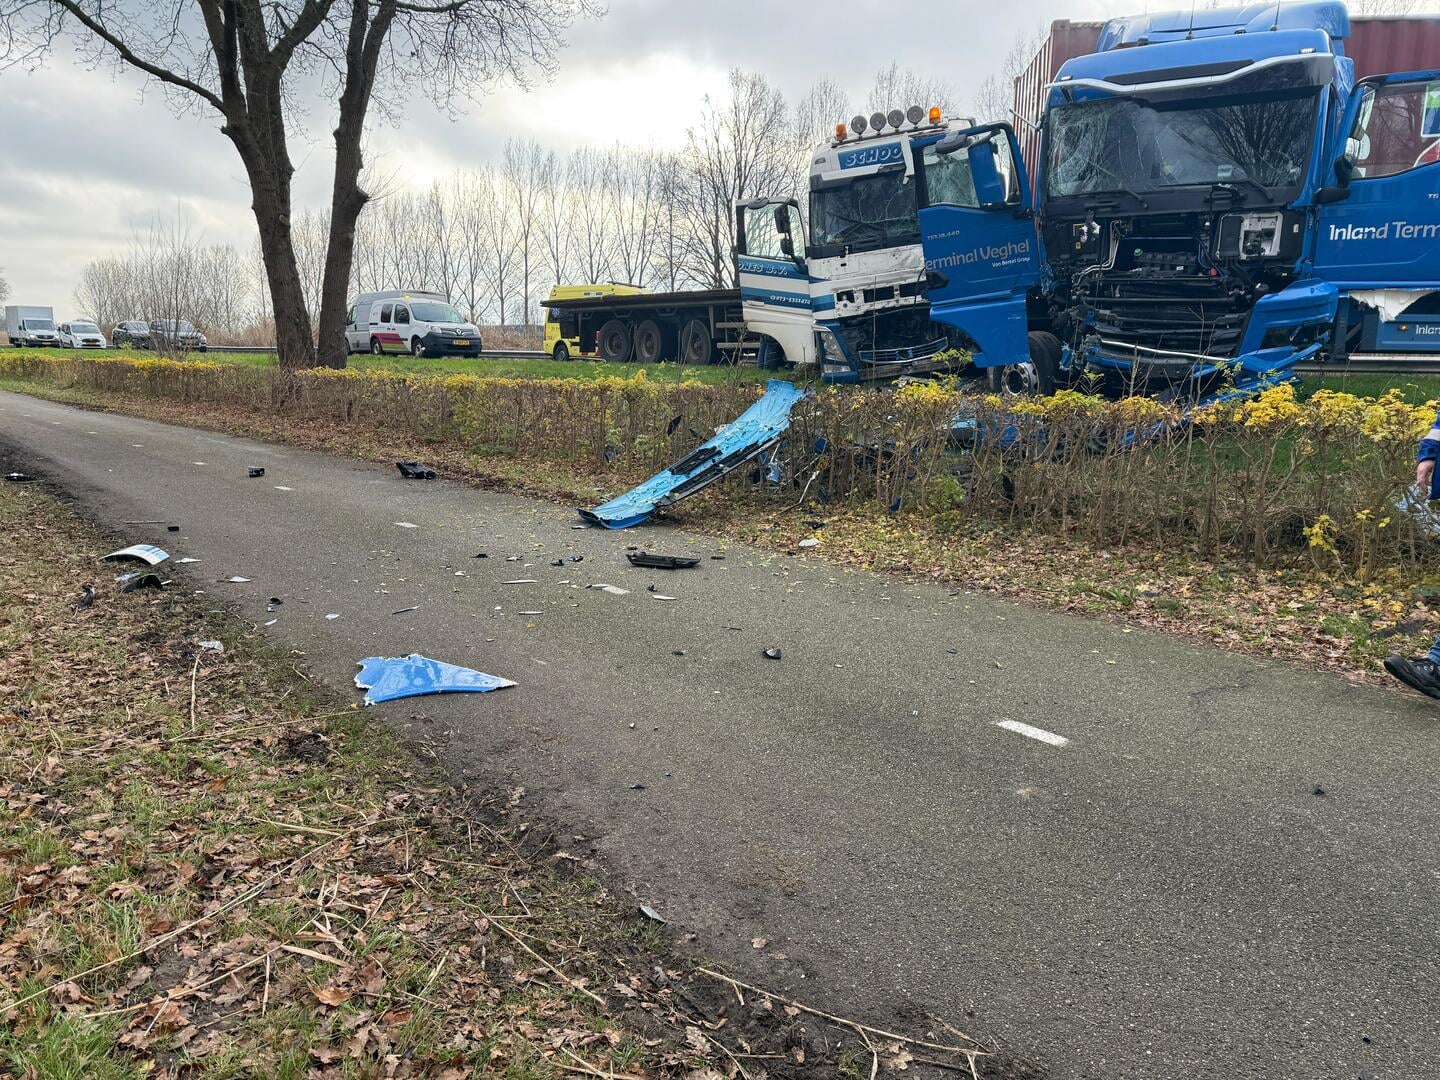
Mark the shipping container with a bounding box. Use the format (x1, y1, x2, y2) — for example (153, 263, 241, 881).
(1011, 13, 1440, 182)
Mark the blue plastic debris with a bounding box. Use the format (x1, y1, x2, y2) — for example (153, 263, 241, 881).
(103, 544, 169, 566)
(354, 654, 516, 705)
(580, 379, 808, 529)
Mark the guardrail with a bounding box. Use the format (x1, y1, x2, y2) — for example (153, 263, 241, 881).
(202, 345, 550, 359)
(1295, 353, 1440, 377)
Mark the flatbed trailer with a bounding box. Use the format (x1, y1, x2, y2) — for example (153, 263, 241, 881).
(542, 289, 771, 367)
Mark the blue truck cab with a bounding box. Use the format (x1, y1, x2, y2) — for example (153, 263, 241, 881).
(917, 1, 1440, 399)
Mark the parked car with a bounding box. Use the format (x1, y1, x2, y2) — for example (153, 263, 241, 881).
(151, 319, 208, 352)
(345, 291, 481, 357)
(112, 320, 152, 348)
(58, 320, 108, 349)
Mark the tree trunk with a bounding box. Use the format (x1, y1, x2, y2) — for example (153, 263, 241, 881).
(316, 0, 394, 369)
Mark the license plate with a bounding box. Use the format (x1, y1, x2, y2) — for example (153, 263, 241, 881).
(452, 339, 469, 346)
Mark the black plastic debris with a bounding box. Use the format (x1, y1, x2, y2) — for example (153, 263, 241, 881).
(569, 555, 583, 563)
(167, 525, 180, 532)
(630, 783, 647, 791)
(1313, 785, 1326, 797)
(4, 472, 35, 483)
(73, 584, 95, 610)
(764, 647, 782, 660)
(665, 414, 683, 436)
(627, 552, 700, 570)
(603, 445, 619, 463)
(672, 650, 686, 656)
(269, 597, 283, 605)
(121, 573, 164, 593)
(550, 558, 566, 567)
(647, 584, 658, 592)
(390, 606, 419, 615)
(638, 904, 667, 924)
(473, 552, 489, 559)
(396, 460, 436, 480)
(710, 554, 725, 561)
(248, 466, 265, 478)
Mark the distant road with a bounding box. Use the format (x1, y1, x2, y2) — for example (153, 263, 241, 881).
(3, 390, 1440, 1079)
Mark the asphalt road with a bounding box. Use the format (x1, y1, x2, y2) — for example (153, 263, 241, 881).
(4, 389, 1438, 1079)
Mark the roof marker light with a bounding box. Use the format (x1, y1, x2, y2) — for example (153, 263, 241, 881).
(928, 106, 942, 124)
(835, 122, 848, 141)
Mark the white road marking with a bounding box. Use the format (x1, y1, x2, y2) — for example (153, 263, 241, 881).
(994, 720, 1069, 747)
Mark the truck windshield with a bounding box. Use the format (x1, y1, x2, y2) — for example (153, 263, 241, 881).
(809, 169, 919, 255)
(410, 302, 464, 323)
(1046, 88, 1319, 199)
(28, 319, 55, 330)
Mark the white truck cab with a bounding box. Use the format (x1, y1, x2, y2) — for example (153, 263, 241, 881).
(5, 305, 58, 347)
(735, 108, 977, 382)
(345, 290, 482, 357)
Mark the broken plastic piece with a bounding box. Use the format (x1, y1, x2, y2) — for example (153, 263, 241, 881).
(665, 414, 683, 435)
(199, 640, 224, 652)
(269, 596, 283, 605)
(396, 461, 436, 480)
(178, 557, 200, 563)
(627, 552, 700, 570)
(501, 579, 537, 584)
(354, 653, 516, 705)
(73, 584, 95, 610)
(798, 538, 820, 549)
(551, 558, 565, 566)
(167, 525, 179, 532)
(248, 467, 265, 478)
(588, 583, 630, 595)
(390, 606, 419, 615)
(638, 904, 667, 924)
(121, 573, 164, 593)
(103, 544, 169, 566)
(227, 576, 251, 583)
(579, 380, 808, 529)
(764, 647, 782, 660)
(394, 521, 418, 528)
(325, 613, 340, 620)
(4, 472, 35, 482)
(651, 594, 677, 601)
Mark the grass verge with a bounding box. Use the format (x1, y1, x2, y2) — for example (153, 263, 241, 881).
(9, 347, 781, 387)
(0, 481, 998, 1079)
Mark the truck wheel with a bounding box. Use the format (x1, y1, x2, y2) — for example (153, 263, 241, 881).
(370, 337, 384, 355)
(679, 319, 713, 365)
(989, 331, 1060, 397)
(633, 320, 672, 364)
(598, 319, 633, 363)
(552, 342, 570, 362)
(411, 338, 426, 358)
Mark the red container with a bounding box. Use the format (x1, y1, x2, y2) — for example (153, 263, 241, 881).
(1011, 14, 1440, 183)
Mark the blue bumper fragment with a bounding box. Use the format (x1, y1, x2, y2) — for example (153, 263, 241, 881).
(355, 654, 516, 705)
(580, 379, 808, 529)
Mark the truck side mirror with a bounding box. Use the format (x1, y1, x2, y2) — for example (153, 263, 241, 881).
(969, 140, 1009, 209)
(779, 235, 795, 257)
(774, 205, 792, 235)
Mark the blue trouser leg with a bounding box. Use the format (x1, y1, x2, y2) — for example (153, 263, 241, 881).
(1428, 639, 1440, 665)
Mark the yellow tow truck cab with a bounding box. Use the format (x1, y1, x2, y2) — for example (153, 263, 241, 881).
(543, 283, 646, 361)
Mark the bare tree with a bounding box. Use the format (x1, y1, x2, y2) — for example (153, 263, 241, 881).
(0, 267, 10, 306)
(1, 0, 594, 369)
(502, 138, 546, 324)
(867, 61, 961, 119)
(535, 149, 573, 298)
(971, 25, 1047, 124)
(795, 77, 851, 145)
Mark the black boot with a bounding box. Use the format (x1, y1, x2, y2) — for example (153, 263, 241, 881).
(1383, 656, 1440, 700)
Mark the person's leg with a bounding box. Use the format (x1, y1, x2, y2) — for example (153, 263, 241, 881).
(1385, 641, 1440, 700)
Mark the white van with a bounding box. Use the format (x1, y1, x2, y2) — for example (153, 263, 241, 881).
(345, 290, 482, 357)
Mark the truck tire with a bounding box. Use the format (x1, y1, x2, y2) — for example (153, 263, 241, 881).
(633, 320, 672, 364)
(598, 319, 633, 363)
(371, 337, 384, 355)
(552, 342, 570, 362)
(990, 331, 1060, 397)
(411, 337, 426, 357)
(679, 319, 713, 365)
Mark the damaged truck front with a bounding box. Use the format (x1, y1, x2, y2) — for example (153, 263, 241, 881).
(917, 1, 1440, 402)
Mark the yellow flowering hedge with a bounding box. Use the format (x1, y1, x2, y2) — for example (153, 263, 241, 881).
(3, 351, 1437, 574)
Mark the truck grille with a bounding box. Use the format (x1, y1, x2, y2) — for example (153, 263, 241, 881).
(1085, 272, 1246, 359)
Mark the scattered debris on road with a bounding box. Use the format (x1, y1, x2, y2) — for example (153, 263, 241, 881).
(4, 471, 35, 482)
(325, 613, 340, 620)
(798, 538, 820, 549)
(501, 578, 538, 585)
(764, 647, 782, 660)
(589, 583, 630, 595)
(394, 521, 418, 528)
(638, 904, 667, 924)
(102, 543, 168, 566)
(627, 552, 700, 570)
(226, 576, 251, 583)
(248, 466, 265, 477)
(651, 594, 678, 601)
(199, 639, 224, 652)
(72, 583, 95, 609)
(354, 653, 516, 705)
(390, 606, 419, 615)
(396, 460, 437, 479)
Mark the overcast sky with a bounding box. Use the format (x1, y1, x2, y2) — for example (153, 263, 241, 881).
(0, 0, 1430, 308)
